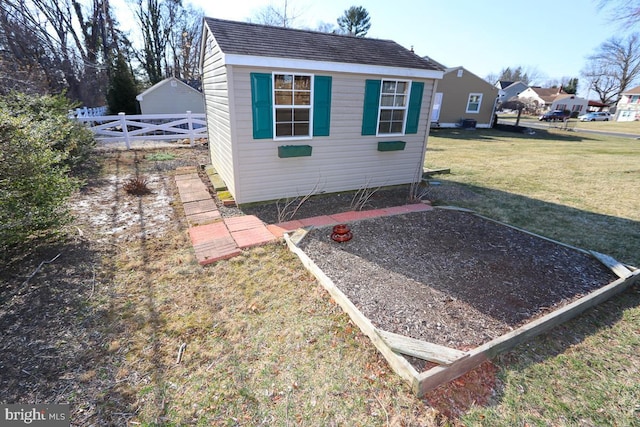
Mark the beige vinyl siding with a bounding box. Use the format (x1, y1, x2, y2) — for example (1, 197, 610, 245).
(138, 80, 205, 114)
(437, 69, 497, 128)
(229, 66, 433, 204)
(202, 32, 235, 196)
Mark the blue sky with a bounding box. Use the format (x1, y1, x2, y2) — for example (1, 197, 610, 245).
(116, 0, 627, 98)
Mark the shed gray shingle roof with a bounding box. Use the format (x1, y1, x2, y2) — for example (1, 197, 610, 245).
(204, 17, 443, 72)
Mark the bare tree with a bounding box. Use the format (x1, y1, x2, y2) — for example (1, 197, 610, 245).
(250, 0, 303, 28)
(581, 33, 640, 104)
(598, 0, 640, 27)
(166, 4, 202, 81)
(0, 0, 123, 104)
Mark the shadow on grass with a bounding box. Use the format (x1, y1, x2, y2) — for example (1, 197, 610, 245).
(0, 150, 174, 425)
(429, 127, 599, 142)
(426, 180, 639, 268)
(0, 239, 137, 424)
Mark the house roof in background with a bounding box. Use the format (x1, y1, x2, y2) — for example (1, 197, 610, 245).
(621, 85, 640, 94)
(204, 17, 444, 73)
(137, 76, 202, 101)
(528, 86, 565, 103)
(497, 80, 514, 89)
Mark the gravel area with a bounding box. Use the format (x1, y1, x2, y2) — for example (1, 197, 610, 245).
(296, 209, 617, 350)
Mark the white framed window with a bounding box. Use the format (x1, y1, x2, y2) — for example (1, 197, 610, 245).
(378, 79, 410, 135)
(273, 73, 313, 139)
(465, 93, 482, 113)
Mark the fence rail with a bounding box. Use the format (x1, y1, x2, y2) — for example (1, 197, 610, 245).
(75, 111, 207, 149)
(69, 106, 108, 118)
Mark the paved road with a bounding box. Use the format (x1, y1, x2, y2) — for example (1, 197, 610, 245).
(500, 118, 640, 139)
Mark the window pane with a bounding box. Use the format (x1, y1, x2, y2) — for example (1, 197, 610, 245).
(276, 109, 293, 122)
(274, 74, 292, 89)
(394, 95, 406, 107)
(378, 121, 391, 134)
(294, 92, 310, 105)
(381, 95, 394, 106)
(275, 91, 292, 105)
(294, 75, 311, 90)
(390, 121, 403, 133)
(293, 122, 309, 136)
(294, 108, 309, 121)
(276, 123, 292, 136)
(379, 110, 392, 121)
(396, 82, 407, 94)
(382, 81, 396, 93)
(392, 110, 405, 121)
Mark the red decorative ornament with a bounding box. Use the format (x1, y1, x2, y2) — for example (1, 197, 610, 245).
(331, 224, 353, 242)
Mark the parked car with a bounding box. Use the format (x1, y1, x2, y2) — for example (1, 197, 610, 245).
(578, 112, 611, 121)
(539, 110, 571, 121)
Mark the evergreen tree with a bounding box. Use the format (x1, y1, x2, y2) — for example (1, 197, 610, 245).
(563, 78, 579, 94)
(106, 54, 138, 114)
(337, 6, 371, 37)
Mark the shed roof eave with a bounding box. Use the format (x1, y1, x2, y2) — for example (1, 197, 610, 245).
(221, 53, 443, 80)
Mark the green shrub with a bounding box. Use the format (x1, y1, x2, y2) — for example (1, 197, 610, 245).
(0, 92, 96, 175)
(0, 92, 96, 258)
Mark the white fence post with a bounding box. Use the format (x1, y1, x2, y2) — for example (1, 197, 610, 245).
(119, 112, 130, 149)
(186, 110, 194, 146)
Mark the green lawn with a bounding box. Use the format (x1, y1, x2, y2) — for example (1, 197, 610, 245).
(425, 128, 640, 426)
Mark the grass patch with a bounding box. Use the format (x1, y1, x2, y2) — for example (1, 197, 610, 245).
(146, 152, 176, 161)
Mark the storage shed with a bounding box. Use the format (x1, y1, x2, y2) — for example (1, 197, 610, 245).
(136, 77, 205, 114)
(199, 18, 444, 204)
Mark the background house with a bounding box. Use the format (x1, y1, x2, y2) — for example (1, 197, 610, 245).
(199, 18, 443, 204)
(614, 85, 640, 121)
(496, 80, 528, 105)
(431, 66, 498, 128)
(136, 77, 205, 114)
(517, 87, 587, 115)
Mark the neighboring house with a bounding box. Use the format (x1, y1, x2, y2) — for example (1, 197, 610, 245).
(496, 80, 528, 104)
(199, 18, 444, 204)
(587, 100, 609, 113)
(516, 87, 587, 115)
(551, 94, 588, 116)
(431, 66, 498, 128)
(136, 77, 205, 114)
(614, 85, 640, 121)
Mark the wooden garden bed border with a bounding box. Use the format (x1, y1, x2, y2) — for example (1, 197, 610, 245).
(283, 215, 640, 397)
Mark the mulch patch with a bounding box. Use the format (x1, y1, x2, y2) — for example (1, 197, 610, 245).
(296, 209, 618, 353)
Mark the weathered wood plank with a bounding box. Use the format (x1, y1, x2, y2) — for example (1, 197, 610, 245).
(376, 329, 468, 365)
(590, 251, 633, 278)
(415, 269, 640, 396)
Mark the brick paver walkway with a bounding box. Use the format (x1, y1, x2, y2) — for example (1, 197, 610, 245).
(174, 167, 432, 265)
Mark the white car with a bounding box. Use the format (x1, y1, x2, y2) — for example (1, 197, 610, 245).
(578, 112, 611, 121)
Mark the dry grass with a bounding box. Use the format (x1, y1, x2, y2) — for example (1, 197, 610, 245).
(51, 148, 469, 426)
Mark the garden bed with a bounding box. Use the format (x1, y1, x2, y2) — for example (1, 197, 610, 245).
(288, 208, 638, 395)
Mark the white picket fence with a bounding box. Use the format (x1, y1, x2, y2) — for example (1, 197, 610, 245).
(75, 111, 207, 149)
(69, 106, 108, 118)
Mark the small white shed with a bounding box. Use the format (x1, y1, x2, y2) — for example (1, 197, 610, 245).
(136, 77, 205, 114)
(199, 18, 444, 204)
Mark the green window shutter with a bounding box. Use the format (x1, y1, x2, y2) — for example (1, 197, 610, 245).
(362, 79, 381, 135)
(313, 76, 332, 136)
(405, 81, 424, 134)
(250, 73, 273, 139)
